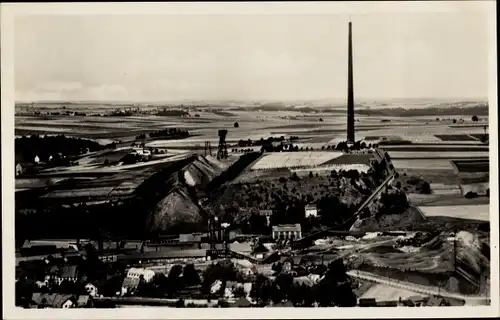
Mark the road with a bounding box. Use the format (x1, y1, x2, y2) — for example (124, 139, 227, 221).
(346, 270, 490, 306)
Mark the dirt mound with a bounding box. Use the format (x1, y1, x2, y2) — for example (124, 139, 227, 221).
(146, 165, 207, 234)
(183, 155, 226, 188)
(147, 184, 205, 233)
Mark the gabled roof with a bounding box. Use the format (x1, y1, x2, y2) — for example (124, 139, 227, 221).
(31, 293, 74, 308)
(233, 297, 252, 307)
(426, 296, 445, 306)
(122, 277, 141, 289)
(76, 295, 91, 307)
(59, 265, 79, 279)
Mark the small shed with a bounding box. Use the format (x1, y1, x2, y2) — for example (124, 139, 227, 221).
(305, 204, 318, 218)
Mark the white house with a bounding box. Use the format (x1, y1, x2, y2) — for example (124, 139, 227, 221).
(305, 204, 318, 218)
(34, 155, 40, 164)
(126, 267, 155, 283)
(272, 224, 302, 240)
(85, 283, 99, 297)
(16, 163, 24, 176)
(210, 279, 223, 294)
(62, 299, 74, 308)
(132, 148, 151, 157)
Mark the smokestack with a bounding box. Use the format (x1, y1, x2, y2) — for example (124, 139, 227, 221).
(347, 21, 355, 144)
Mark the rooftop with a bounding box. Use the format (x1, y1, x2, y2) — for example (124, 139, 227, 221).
(122, 277, 141, 289)
(31, 293, 74, 308)
(272, 224, 302, 232)
(59, 265, 79, 279)
(118, 249, 207, 261)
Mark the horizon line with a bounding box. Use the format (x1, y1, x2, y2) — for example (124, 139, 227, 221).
(14, 97, 489, 104)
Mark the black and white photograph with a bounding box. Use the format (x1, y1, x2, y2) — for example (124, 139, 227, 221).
(1, 1, 498, 318)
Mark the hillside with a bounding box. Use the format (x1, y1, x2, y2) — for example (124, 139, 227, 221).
(183, 155, 227, 188)
(146, 155, 227, 234)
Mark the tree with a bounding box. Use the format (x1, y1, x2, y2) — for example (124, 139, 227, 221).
(176, 298, 185, 308)
(183, 264, 201, 286)
(319, 118, 323, 122)
(309, 171, 314, 178)
(419, 181, 431, 194)
(472, 115, 479, 122)
(250, 274, 272, 303)
(104, 159, 109, 166)
(452, 119, 457, 124)
(168, 265, 183, 293)
(234, 122, 239, 128)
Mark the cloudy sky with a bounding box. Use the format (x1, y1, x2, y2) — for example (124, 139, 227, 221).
(15, 11, 491, 102)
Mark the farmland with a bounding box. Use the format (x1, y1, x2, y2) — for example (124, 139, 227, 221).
(452, 160, 490, 173)
(250, 152, 344, 170)
(14, 101, 491, 241)
(418, 205, 490, 222)
(435, 134, 479, 142)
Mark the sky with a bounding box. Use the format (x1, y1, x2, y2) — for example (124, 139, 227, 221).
(14, 12, 491, 102)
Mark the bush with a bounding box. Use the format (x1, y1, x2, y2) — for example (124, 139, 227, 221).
(419, 181, 431, 194)
(464, 192, 478, 199)
(234, 122, 239, 128)
(472, 115, 479, 122)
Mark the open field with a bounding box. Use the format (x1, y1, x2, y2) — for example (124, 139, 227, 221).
(452, 160, 490, 173)
(250, 152, 344, 170)
(418, 204, 490, 222)
(408, 193, 489, 207)
(388, 151, 489, 159)
(360, 283, 427, 301)
(16, 105, 490, 152)
(392, 159, 455, 171)
(435, 134, 479, 142)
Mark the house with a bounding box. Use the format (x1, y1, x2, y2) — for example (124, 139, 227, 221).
(126, 267, 155, 282)
(259, 210, 273, 225)
(358, 298, 377, 307)
(179, 233, 203, 243)
(76, 295, 93, 308)
(259, 210, 273, 217)
(16, 163, 24, 176)
(34, 155, 40, 164)
(121, 277, 141, 296)
(225, 281, 253, 297)
(46, 265, 79, 285)
(85, 283, 99, 297)
(31, 293, 75, 308)
(233, 297, 253, 308)
(272, 224, 302, 240)
(305, 204, 318, 218)
(404, 295, 427, 307)
(425, 296, 448, 307)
